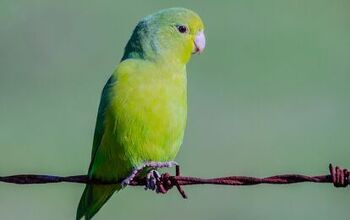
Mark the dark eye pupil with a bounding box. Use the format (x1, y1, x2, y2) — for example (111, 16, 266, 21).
(177, 25, 187, 33)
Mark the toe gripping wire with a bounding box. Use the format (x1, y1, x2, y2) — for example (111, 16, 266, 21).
(329, 164, 349, 187)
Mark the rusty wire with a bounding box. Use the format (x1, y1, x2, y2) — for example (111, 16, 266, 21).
(0, 164, 348, 199)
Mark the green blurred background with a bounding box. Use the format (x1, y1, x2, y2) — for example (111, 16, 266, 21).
(1, 0, 350, 219)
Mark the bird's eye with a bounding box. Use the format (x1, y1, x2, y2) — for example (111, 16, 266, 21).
(176, 25, 188, 34)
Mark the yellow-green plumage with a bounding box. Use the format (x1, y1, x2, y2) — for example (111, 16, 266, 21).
(77, 8, 204, 219)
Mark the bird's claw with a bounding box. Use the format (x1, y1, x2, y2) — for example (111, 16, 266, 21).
(120, 168, 139, 187)
(120, 161, 178, 188)
(121, 179, 130, 188)
(145, 170, 161, 191)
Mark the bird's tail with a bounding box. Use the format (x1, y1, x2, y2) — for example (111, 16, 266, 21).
(76, 184, 121, 220)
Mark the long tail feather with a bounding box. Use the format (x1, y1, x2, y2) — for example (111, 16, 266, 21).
(76, 184, 121, 220)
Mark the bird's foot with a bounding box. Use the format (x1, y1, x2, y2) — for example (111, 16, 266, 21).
(120, 161, 178, 187)
(144, 170, 161, 191)
(121, 168, 140, 187)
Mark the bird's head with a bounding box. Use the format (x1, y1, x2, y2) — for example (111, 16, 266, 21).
(122, 8, 205, 64)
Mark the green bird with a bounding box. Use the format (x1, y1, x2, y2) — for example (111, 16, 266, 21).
(77, 7, 205, 219)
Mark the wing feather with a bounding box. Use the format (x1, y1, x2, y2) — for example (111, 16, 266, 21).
(88, 75, 116, 172)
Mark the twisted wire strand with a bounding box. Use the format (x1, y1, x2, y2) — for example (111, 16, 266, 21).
(0, 164, 348, 199)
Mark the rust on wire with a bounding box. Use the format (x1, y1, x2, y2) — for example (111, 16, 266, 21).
(0, 163, 348, 198)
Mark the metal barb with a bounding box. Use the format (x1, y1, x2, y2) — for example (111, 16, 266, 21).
(329, 164, 349, 187)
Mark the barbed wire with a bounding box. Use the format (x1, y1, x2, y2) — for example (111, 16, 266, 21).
(0, 164, 348, 199)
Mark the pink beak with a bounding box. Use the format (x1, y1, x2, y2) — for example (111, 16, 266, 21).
(193, 31, 206, 54)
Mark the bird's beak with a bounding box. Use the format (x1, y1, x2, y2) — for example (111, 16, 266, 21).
(193, 31, 206, 54)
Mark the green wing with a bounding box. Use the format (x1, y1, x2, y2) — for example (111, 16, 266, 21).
(88, 75, 116, 172)
(77, 75, 118, 220)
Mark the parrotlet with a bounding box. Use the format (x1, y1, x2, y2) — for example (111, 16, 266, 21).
(77, 7, 205, 219)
